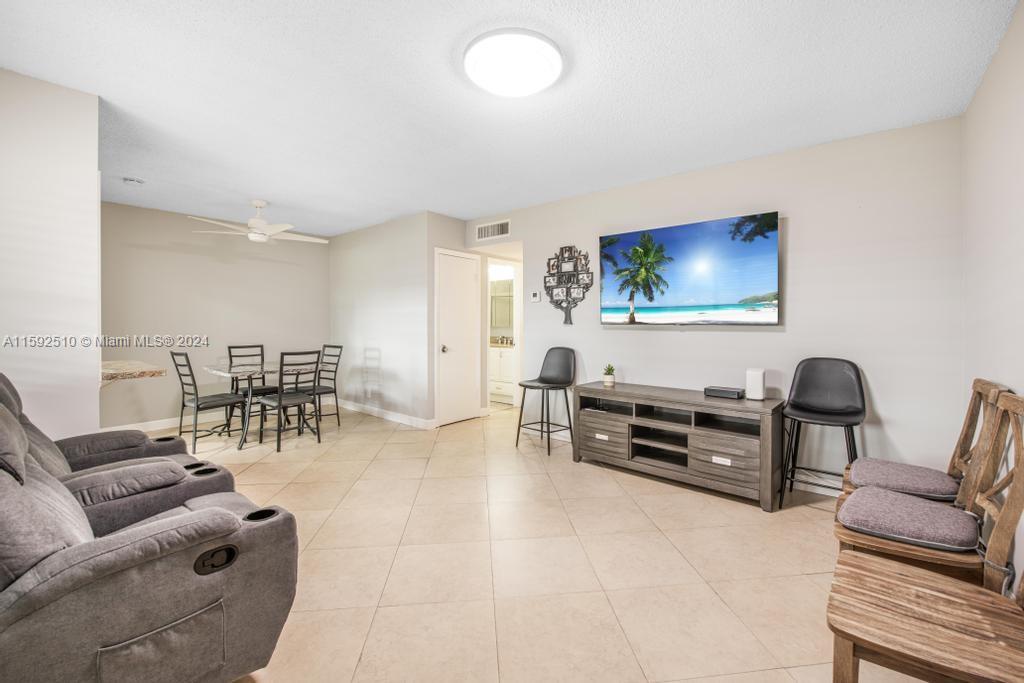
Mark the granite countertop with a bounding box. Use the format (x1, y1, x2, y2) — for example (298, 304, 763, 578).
(101, 360, 167, 386)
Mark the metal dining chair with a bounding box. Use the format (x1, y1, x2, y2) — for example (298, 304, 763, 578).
(170, 351, 245, 453)
(310, 344, 343, 426)
(779, 357, 866, 507)
(515, 347, 576, 455)
(257, 350, 322, 452)
(227, 343, 278, 430)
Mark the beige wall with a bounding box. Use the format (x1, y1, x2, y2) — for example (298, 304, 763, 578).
(465, 119, 966, 474)
(962, 5, 1024, 591)
(329, 213, 431, 421)
(0, 69, 100, 438)
(100, 202, 330, 427)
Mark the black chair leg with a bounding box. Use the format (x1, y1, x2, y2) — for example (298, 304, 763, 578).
(191, 410, 199, 454)
(515, 387, 527, 447)
(258, 405, 266, 443)
(276, 408, 283, 451)
(562, 388, 573, 445)
(333, 390, 340, 426)
(788, 421, 803, 492)
(298, 406, 304, 436)
(844, 426, 858, 463)
(778, 421, 794, 509)
(544, 389, 551, 456)
(178, 404, 185, 437)
(313, 400, 321, 443)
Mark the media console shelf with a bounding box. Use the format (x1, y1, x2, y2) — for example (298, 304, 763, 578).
(573, 381, 785, 512)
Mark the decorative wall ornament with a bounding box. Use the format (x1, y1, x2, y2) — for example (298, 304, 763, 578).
(544, 245, 593, 324)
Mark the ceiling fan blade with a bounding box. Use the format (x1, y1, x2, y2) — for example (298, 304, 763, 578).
(270, 231, 328, 244)
(262, 222, 295, 236)
(192, 230, 248, 236)
(188, 216, 250, 233)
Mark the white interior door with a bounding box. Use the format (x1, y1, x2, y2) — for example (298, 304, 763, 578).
(436, 250, 481, 425)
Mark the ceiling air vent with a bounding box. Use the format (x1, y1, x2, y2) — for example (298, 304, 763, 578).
(476, 220, 510, 241)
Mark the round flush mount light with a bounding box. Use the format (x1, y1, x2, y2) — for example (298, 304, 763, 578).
(464, 29, 563, 97)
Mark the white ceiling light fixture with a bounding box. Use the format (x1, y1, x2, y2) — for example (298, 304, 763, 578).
(464, 29, 563, 97)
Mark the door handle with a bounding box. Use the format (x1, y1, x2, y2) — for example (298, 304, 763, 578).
(441, 345, 448, 353)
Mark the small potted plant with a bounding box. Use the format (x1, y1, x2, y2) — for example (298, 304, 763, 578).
(603, 364, 616, 387)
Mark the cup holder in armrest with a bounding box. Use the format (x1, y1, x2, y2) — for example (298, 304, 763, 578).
(191, 467, 219, 476)
(244, 509, 278, 522)
(183, 462, 205, 470)
(153, 436, 178, 443)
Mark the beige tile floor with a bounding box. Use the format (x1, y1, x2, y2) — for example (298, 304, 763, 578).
(159, 406, 915, 682)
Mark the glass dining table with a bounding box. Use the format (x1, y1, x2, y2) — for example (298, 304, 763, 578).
(203, 362, 321, 449)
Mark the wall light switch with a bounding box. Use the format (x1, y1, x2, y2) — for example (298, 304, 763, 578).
(530, 292, 541, 302)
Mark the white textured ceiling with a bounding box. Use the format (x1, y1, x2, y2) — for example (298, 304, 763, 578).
(0, 1, 1016, 236)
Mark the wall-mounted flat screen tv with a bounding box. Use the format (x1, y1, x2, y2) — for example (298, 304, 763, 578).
(599, 212, 779, 326)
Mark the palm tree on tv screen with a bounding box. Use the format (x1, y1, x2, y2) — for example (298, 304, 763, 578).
(614, 232, 673, 324)
(599, 235, 619, 277)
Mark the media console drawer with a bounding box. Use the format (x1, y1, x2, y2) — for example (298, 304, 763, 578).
(688, 448, 760, 486)
(573, 382, 783, 512)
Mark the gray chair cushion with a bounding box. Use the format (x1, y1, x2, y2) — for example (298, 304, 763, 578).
(0, 405, 28, 484)
(0, 459, 94, 591)
(849, 459, 960, 500)
(259, 391, 315, 408)
(54, 430, 147, 461)
(185, 393, 244, 409)
(58, 458, 188, 507)
(0, 374, 72, 477)
(837, 486, 978, 552)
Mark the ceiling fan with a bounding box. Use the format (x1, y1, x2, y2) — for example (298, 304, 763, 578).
(188, 200, 328, 244)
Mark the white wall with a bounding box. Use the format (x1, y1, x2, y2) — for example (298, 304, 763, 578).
(962, 5, 1024, 591)
(329, 212, 431, 422)
(100, 202, 330, 427)
(0, 69, 100, 438)
(465, 119, 966, 473)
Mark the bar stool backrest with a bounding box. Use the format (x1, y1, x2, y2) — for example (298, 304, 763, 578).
(538, 347, 575, 386)
(319, 345, 344, 389)
(787, 357, 865, 419)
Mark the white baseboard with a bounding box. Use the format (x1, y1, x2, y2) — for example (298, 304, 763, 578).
(101, 412, 224, 433)
(335, 399, 439, 430)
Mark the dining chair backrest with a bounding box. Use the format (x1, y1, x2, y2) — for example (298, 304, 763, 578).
(228, 344, 267, 391)
(538, 347, 575, 386)
(277, 350, 321, 394)
(950, 379, 1010, 510)
(319, 344, 343, 388)
(972, 393, 1024, 598)
(787, 357, 866, 419)
(170, 351, 198, 401)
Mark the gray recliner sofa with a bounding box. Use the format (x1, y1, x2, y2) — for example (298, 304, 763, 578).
(0, 373, 235, 535)
(0, 403, 297, 682)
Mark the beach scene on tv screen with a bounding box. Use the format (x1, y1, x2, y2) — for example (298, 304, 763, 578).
(600, 212, 779, 325)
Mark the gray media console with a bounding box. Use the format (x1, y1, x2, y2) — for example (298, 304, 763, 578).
(572, 381, 785, 512)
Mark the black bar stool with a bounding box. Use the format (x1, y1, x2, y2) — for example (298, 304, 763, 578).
(515, 347, 575, 455)
(779, 357, 866, 508)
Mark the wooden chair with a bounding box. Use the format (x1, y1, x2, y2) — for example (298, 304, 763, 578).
(828, 392, 1024, 682)
(841, 378, 1007, 499)
(832, 383, 1011, 583)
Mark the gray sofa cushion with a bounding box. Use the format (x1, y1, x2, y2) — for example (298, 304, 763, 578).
(848, 459, 960, 500)
(0, 405, 28, 484)
(0, 459, 94, 591)
(54, 430, 147, 461)
(837, 486, 979, 551)
(0, 373, 72, 477)
(58, 458, 188, 507)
